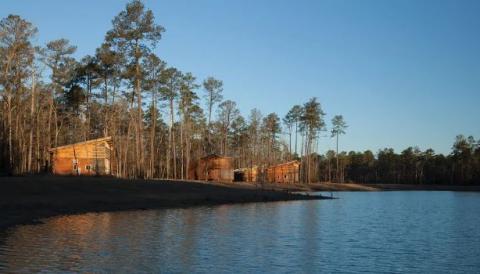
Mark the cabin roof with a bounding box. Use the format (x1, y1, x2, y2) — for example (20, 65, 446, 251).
(49, 137, 112, 152)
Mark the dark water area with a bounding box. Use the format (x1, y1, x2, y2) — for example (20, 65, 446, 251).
(1, 191, 479, 273)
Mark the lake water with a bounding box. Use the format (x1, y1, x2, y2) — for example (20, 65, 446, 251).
(1, 191, 480, 273)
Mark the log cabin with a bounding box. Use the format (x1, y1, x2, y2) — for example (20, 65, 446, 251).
(234, 166, 259, 182)
(188, 154, 234, 182)
(49, 137, 114, 176)
(266, 160, 300, 184)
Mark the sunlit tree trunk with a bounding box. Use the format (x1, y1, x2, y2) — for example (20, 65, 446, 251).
(27, 68, 36, 172)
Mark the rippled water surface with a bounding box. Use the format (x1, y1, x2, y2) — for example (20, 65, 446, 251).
(1, 191, 480, 273)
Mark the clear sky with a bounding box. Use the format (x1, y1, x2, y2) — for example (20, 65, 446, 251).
(2, 0, 479, 155)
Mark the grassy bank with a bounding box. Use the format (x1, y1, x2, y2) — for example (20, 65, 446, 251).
(0, 175, 325, 231)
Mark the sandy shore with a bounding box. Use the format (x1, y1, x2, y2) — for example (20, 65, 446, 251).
(0, 176, 325, 231)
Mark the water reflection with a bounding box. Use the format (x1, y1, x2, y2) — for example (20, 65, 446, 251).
(1, 192, 480, 273)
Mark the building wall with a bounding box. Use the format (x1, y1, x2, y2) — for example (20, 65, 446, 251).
(266, 162, 300, 184)
(188, 156, 234, 182)
(234, 167, 259, 182)
(51, 140, 112, 176)
(52, 157, 108, 175)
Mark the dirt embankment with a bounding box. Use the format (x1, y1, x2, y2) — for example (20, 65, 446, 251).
(0, 176, 326, 231)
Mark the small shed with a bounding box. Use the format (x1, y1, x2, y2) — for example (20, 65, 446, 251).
(266, 160, 300, 184)
(234, 166, 259, 182)
(188, 154, 234, 182)
(49, 137, 114, 176)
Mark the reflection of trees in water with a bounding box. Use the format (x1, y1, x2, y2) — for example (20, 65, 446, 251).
(0, 213, 112, 272)
(1, 202, 325, 273)
(299, 200, 321, 272)
(177, 209, 200, 271)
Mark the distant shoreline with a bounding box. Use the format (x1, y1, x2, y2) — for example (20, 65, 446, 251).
(235, 181, 480, 192)
(308, 182, 480, 192)
(0, 176, 326, 232)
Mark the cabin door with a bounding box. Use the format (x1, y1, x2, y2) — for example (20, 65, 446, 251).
(105, 159, 110, 175)
(72, 159, 80, 175)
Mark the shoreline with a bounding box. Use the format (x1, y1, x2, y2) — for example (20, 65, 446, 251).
(227, 181, 480, 192)
(0, 176, 327, 232)
(309, 182, 480, 192)
(2, 176, 478, 233)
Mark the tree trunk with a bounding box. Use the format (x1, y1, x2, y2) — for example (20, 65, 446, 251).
(28, 69, 36, 172)
(168, 98, 175, 179)
(136, 71, 143, 177)
(294, 122, 298, 155)
(336, 133, 339, 183)
(104, 78, 109, 137)
(328, 158, 331, 182)
(185, 120, 191, 180)
(207, 98, 212, 154)
(7, 94, 13, 173)
(288, 130, 292, 159)
(150, 92, 156, 179)
(180, 114, 184, 180)
(172, 105, 177, 180)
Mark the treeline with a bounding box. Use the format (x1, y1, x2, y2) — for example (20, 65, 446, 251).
(1, 1, 478, 185)
(315, 135, 480, 185)
(0, 1, 330, 180)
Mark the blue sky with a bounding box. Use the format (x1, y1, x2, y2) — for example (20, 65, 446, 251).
(2, 0, 479, 155)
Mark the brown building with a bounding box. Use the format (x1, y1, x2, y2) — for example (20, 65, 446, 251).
(234, 166, 259, 182)
(188, 154, 234, 182)
(49, 137, 114, 176)
(266, 160, 300, 184)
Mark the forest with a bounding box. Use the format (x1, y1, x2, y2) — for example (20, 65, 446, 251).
(1, 0, 479, 185)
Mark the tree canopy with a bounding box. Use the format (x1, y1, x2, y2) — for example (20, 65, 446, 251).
(0, 1, 478, 185)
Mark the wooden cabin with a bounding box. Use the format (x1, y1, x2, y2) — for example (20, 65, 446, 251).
(234, 166, 259, 182)
(188, 154, 234, 182)
(49, 137, 114, 176)
(266, 160, 300, 184)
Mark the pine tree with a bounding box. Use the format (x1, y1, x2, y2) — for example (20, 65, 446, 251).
(106, 0, 164, 178)
(331, 115, 347, 183)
